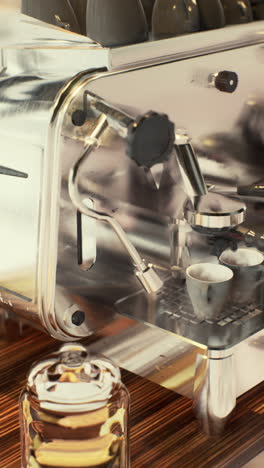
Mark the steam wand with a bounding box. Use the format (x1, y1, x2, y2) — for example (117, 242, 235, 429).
(68, 114, 163, 294)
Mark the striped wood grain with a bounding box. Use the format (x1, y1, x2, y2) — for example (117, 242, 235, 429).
(0, 324, 263, 468)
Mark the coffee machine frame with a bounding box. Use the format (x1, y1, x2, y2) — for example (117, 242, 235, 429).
(0, 15, 263, 433)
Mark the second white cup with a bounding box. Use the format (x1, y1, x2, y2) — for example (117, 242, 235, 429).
(219, 248, 264, 305)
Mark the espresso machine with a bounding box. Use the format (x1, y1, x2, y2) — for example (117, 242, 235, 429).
(0, 12, 263, 435)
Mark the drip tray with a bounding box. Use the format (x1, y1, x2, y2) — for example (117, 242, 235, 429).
(115, 273, 264, 350)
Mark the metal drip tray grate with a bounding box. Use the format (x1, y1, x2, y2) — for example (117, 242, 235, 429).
(116, 274, 264, 349)
(160, 279, 263, 328)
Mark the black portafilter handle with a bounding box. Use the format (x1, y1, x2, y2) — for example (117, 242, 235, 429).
(126, 111, 175, 168)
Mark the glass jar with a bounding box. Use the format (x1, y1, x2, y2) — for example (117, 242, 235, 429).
(20, 343, 130, 468)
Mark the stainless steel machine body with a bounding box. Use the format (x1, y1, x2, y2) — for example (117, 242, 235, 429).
(0, 15, 263, 433)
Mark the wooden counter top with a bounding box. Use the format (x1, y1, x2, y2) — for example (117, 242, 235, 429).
(0, 324, 263, 468)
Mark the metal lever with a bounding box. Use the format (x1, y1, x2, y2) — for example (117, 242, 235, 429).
(68, 114, 163, 295)
(0, 165, 28, 178)
(85, 91, 133, 138)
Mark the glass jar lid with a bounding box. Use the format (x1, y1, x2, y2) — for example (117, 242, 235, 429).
(27, 343, 121, 413)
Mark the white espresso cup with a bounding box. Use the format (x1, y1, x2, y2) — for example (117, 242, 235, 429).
(219, 248, 264, 305)
(186, 263, 233, 321)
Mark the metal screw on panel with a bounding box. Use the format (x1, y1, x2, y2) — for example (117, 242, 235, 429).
(72, 110, 87, 127)
(71, 310, 85, 326)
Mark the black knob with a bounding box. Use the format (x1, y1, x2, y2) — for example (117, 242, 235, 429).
(126, 111, 175, 168)
(214, 71, 238, 93)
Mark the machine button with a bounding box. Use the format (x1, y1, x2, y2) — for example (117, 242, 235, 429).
(214, 70, 238, 93)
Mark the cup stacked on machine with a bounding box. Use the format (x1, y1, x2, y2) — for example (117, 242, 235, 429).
(86, 0, 148, 46)
(152, 0, 200, 40)
(221, 0, 253, 24)
(250, 0, 264, 19)
(151, 0, 254, 39)
(22, 0, 260, 45)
